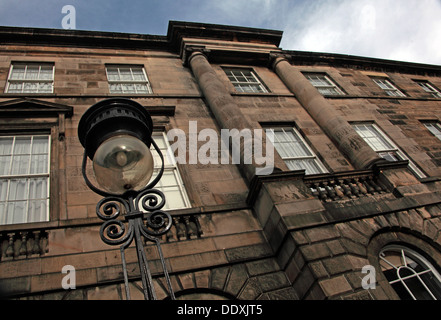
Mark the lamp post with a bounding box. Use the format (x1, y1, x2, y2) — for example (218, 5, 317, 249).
(78, 98, 175, 300)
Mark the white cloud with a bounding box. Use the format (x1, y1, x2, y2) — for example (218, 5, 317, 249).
(280, 0, 441, 65)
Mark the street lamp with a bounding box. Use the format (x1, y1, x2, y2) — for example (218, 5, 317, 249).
(78, 98, 175, 300)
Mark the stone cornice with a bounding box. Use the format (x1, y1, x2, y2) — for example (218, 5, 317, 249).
(1, 21, 440, 74)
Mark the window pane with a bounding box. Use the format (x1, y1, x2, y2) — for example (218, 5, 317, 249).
(107, 68, 119, 81)
(109, 83, 122, 93)
(134, 83, 149, 93)
(162, 186, 186, 210)
(10, 65, 25, 80)
(39, 66, 53, 80)
(8, 179, 28, 201)
(131, 68, 146, 81)
(285, 159, 322, 175)
(0, 202, 5, 225)
(0, 179, 8, 201)
(30, 155, 48, 174)
(8, 201, 27, 224)
(29, 178, 48, 199)
(11, 155, 30, 175)
(271, 128, 325, 174)
(122, 83, 136, 93)
(38, 82, 53, 93)
(27, 199, 48, 223)
(159, 171, 179, 187)
(118, 68, 132, 81)
(0, 138, 13, 175)
(353, 124, 394, 151)
(23, 82, 38, 93)
(7, 82, 23, 93)
(25, 65, 39, 80)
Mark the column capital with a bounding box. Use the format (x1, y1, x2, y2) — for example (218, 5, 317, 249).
(269, 52, 292, 70)
(182, 45, 211, 66)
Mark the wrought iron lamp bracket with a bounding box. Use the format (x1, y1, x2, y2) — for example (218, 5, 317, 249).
(84, 138, 174, 300)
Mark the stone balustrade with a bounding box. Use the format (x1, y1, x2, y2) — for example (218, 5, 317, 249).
(304, 170, 388, 202)
(164, 214, 203, 242)
(0, 229, 48, 261)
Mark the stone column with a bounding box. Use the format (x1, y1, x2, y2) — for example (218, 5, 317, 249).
(188, 50, 273, 183)
(272, 56, 382, 169)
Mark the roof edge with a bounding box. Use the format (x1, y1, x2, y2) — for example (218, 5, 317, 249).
(287, 50, 441, 74)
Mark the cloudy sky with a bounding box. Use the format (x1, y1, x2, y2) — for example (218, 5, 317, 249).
(1, 0, 440, 65)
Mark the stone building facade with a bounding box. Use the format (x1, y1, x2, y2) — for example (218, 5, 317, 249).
(1, 21, 441, 300)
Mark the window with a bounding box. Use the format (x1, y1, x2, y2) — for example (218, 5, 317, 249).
(353, 123, 426, 178)
(267, 127, 327, 175)
(303, 73, 345, 96)
(106, 65, 152, 94)
(0, 135, 50, 225)
(424, 122, 441, 141)
(151, 132, 190, 210)
(6, 63, 54, 93)
(380, 245, 441, 300)
(415, 81, 441, 98)
(371, 77, 406, 97)
(223, 68, 268, 93)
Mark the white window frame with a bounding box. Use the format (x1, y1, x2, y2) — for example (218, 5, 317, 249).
(372, 77, 406, 97)
(303, 73, 345, 96)
(106, 65, 152, 94)
(0, 135, 51, 225)
(353, 123, 426, 178)
(379, 245, 441, 300)
(150, 132, 190, 210)
(223, 68, 268, 93)
(424, 122, 441, 141)
(416, 81, 441, 98)
(267, 127, 328, 175)
(5, 62, 55, 94)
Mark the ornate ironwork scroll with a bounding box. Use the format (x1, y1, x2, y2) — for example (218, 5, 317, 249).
(96, 189, 175, 300)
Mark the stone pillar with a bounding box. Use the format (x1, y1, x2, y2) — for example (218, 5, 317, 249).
(272, 56, 382, 169)
(188, 50, 273, 183)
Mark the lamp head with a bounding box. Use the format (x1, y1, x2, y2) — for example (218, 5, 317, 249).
(78, 98, 155, 194)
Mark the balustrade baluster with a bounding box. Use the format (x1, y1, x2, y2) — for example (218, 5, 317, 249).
(176, 217, 187, 240)
(367, 176, 383, 193)
(333, 184, 345, 199)
(340, 179, 352, 197)
(348, 179, 360, 197)
(32, 231, 42, 255)
(355, 177, 368, 195)
(317, 183, 328, 201)
(183, 217, 194, 239)
(5, 233, 15, 258)
(360, 177, 374, 194)
(19, 232, 28, 257)
(324, 182, 337, 201)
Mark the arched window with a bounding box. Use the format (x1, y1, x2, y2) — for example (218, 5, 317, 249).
(379, 245, 441, 300)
